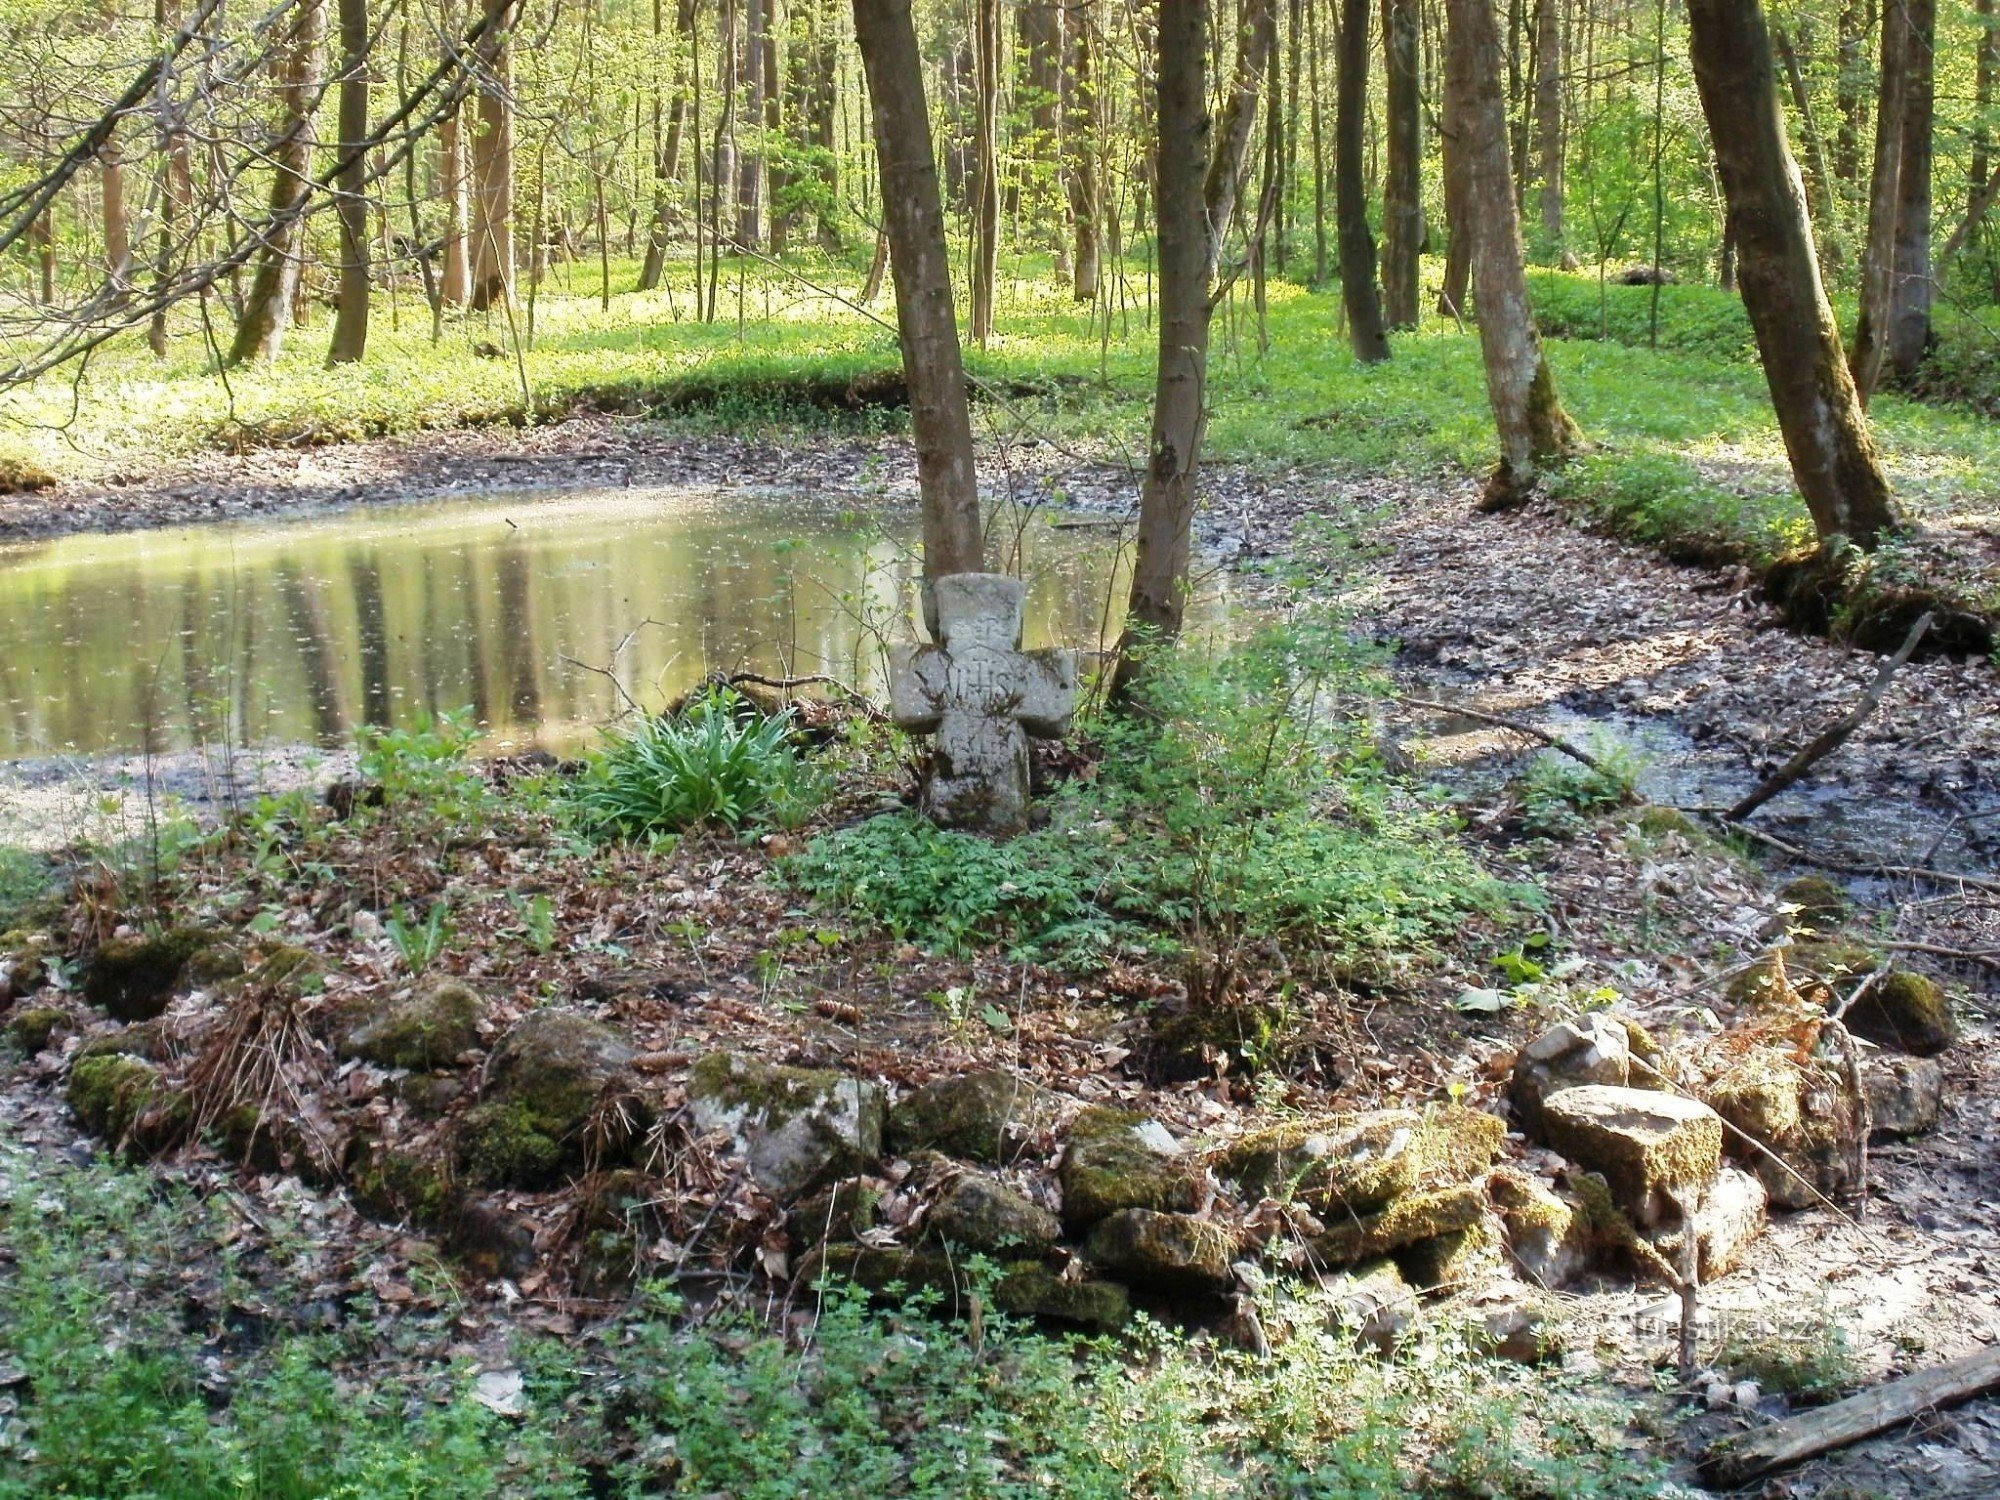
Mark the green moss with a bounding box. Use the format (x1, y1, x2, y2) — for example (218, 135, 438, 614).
(885, 1071, 1055, 1162)
(458, 1098, 568, 1190)
(1310, 1184, 1488, 1266)
(1633, 806, 1699, 840)
(341, 979, 483, 1069)
(1395, 1219, 1503, 1290)
(1536, 1087, 1723, 1225)
(5, 1005, 68, 1054)
(991, 1263, 1131, 1331)
(1786, 939, 1883, 987)
(1217, 1105, 1501, 1216)
(348, 1141, 458, 1228)
(927, 1174, 1060, 1253)
(82, 927, 217, 1022)
(1084, 1209, 1237, 1293)
(1776, 876, 1848, 931)
(1844, 970, 1957, 1057)
(73, 1022, 162, 1064)
(788, 1179, 881, 1249)
(66, 1054, 189, 1150)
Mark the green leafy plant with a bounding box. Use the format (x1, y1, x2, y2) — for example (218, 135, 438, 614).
(568, 688, 823, 839)
(509, 892, 559, 954)
(356, 709, 491, 825)
(386, 901, 456, 976)
(1521, 742, 1643, 838)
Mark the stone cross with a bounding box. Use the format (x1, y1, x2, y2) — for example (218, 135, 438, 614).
(889, 573, 1076, 834)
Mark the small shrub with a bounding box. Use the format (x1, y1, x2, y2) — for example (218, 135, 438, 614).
(1521, 742, 1642, 837)
(568, 688, 823, 838)
(356, 708, 491, 825)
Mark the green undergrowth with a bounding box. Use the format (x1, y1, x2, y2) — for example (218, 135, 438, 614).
(0, 1149, 1666, 1499)
(784, 618, 1524, 977)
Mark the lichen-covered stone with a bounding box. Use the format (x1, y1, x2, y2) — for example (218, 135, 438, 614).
(82, 927, 217, 1021)
(688, 1051, 884, 1202)
(1058, 1107, 1201, 1234)
(1510, 1014, 1637, 1136)
(1537, 1085, 1723, 1228)
(1084, 1209, 1236, 1294)
(884, 1071, 1055, 1163)
(5, 1005, 68, 1054)
(74, 1021, 164, 1064)
(1475, 1293, 1566, 1364)
(1308, 1183, 1488, 1266)
(926, 1173, 1060, 1253)
(340, 979, 484, 1070)
(1864, 1055, 1943, 1139)
(1321, 1258, 1416, 1353)
(1843, 971, 1957, 1057)
(1215, 1106, 1502, 1216)
(66, 1054, 189, 1150)
(459, 1010, 639, 1190)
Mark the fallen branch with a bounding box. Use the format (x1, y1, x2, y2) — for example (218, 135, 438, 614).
(1700, 1343, 2000, 1486)
(1394, 696, 1625, 782)
(1690, 817, 2000, 897)
(724, 672, 886, 718)
(1882, 941, 2000, 971)
(1725, 612, 1932, 822)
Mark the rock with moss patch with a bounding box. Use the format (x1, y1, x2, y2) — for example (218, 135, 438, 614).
(1058, 1107, 1202, 1235)
(991, 1263, 1130, 1331)
(1707, 1044, 1863, 1210)
(82, 927, 219, 1021)
(573, 1170, 655, 1297)
(688, 1052, 884, 1202)
(1775, 876, 1848, 933)
(1145, 1000, 1300, 1082)
(459, 1010, 641, 1190)
(1843, 971, 1957, 1057)
(348, 1139, 458, 1228)
(1216, 1106, 1502, 1216)
(1665, 1166, 1767, 1280)
(341, 979, 485, 1070)
(1864, 1055, 1943, 1139)
(1488, 1166, 1598, 1290)
(1084, 1209, 1236, 1294)
(787, 1178, 880, 1249)
(5, 1005, 69, 1054)
(1511, 1015, 1642, 1136)
(66, 1054, 190, 1150)
(1308, 1183, 1489, 1267)
(1537, 1085, 1722, 1228)
(884, 1071, 1055, 1164)
(1395, 1213, 1504, 1290)
(0, 938, 47, 1004)
(927, 1173, 1060, 1254)
(74, 1021, 164, 1064)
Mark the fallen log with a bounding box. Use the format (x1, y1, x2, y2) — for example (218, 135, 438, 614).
(1699, 1343, 2000, 1486)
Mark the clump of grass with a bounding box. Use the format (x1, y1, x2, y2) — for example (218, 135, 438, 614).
(1712, 1305, 1860, 1407)
(569, 687, 823, 839)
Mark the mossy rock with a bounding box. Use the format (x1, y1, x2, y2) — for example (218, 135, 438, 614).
(787, 1178, 881, 1250)
(990, 1263, 1130, 1331)
(1058, 1106, 1201, 1235)
(688, 1051, 885, 1202)
(347, 1139, 458, 1228)
(1535, 1085, 1723, 1229)
(66, 1054, 191, 1151)
(82, 927, 219, 1021)
(884, 1071, 1056, 1164)
(1395, 1217, 1504, 1290)
(1084, 1209, 1237, 1295)
(0, 454, 55, 494)
(1215, 1105, 1502, 1216)
(926, 1173, 1060, 1254)
(394, 1072, 466, 1117)
(460, 1010, 641, 1190)
(340, 979, 485, 1070)
(1322, 1259, 1416, 1353)
(1724, 954, 1798, 1011)
(1785, 939, 1883, 988)
(1776, 876, 1848, 932)
(1843, 971, 1957, 1057)
(1144, 999, 1301, 1082)
(0, 938, 47, 1002)
(1309, 1184, 1488, 1267)
(572, 1170, 654, 1298)
(1488, 1166, 1597, 1290)
(1707, 1041, 1866, 1210)
(5, 1005, 69, 1055)
(74, 1021, 165, 1064)
(1634, 807, 1699, 840)
(214, 1103, 330, 1181)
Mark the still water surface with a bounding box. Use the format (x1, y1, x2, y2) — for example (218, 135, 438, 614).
(0, 488, 1164, 758)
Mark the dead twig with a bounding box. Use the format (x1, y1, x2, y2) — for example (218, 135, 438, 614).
(1725, 612, 1932, 822)
(1691, 817, 2000, 897)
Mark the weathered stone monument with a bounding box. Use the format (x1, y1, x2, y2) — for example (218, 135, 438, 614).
(889, 573, 1076, 834)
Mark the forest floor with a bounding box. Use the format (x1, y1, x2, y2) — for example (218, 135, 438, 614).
(2, 397, 1998, 1489)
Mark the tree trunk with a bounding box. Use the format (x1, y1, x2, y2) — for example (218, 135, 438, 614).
(850, 0, 983, 582)
(738, 0, 766, 248)
(439, 2, 472, 310)
(328, 0, 372, 364)
(1445, 0, 1577, 505)
(1203, 0, 1277, 278)
(638, 0, 695, 291)
(1437, 31, 1472, 319)
(1018, 0, 1063, 259)
(469, 12, 515, 311)
(1308, 0, 1328, 284)
(1774, 24, 1841, 261)
(1975, 0, 1996, 248)
(229, 0, 326, 364)
(1883, 0, 1933, 384)
(1533, 0, 1563, 249)
(969, 0, 1000, 344)
(1834, 0, 1865, 185)
(1336, 0, 1390, 360)
(1380, 0, 1423, 325)
(1685, 0, 1899, 548)
(1065, 0, 1100, 301)
(1109, 0, 1209, 702)
(1850, 0, 1908, 400)
(101, 124, 132, 307)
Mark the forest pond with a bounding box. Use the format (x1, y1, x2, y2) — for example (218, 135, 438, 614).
(0, 488, 1183, 760)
